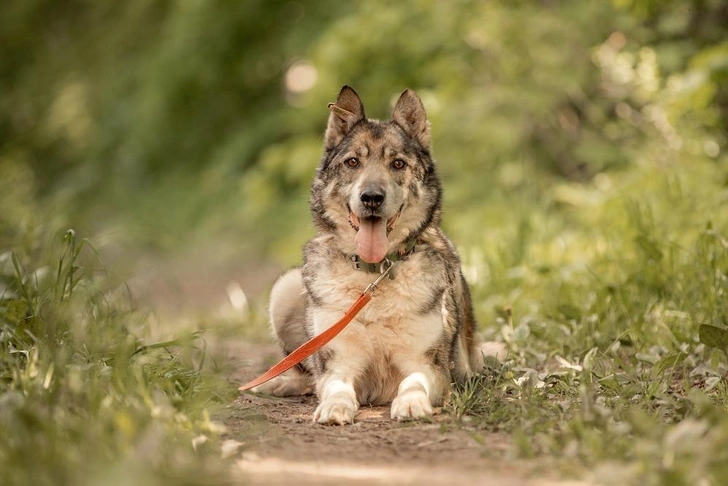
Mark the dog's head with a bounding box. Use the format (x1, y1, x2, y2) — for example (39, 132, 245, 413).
(311, 86, 442, 263)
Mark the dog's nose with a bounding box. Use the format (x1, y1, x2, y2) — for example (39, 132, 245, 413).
(360, 187, 385, 210)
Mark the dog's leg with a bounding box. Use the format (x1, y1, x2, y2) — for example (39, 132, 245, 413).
(310, 313, 370, 425)
(313, 374, 360, 425)
(471, 341, 509, 370)
(269, 269, 309, 355)
(250, 366, 313, 396)
(389, 313, 450, 420)
(391, 371, 434, 420)
(390, 364, 447, 420)
(252, 268, 314, 397)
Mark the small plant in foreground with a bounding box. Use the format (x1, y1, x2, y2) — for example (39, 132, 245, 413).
(0, 230, 237, 486)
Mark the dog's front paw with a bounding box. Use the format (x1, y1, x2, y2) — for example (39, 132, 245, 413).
(391, 389, 433, 421)
(313, 393, 358, 425)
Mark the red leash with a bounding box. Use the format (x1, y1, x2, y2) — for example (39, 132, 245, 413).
(239, 260, 393, 392)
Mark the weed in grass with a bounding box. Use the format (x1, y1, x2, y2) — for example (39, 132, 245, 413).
(449, 156, 728, 483)
(0, 230, 238, 486)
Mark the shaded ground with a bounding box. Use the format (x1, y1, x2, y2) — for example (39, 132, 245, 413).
(123, 251, 282, 313)
(224, 343, 587, 486)
(131, 256, 589, 485)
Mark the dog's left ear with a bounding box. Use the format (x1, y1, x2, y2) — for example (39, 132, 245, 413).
(392, 89, 430, 148)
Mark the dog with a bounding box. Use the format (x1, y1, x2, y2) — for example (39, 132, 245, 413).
(251, 86, 484, 425)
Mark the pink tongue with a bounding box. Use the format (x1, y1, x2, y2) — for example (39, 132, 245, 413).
(355, 218, 389, 263)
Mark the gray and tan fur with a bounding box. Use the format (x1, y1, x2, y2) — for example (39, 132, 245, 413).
(252, 86, 484, 425)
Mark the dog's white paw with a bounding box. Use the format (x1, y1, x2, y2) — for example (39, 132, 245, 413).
(313, 393, 358, 425)
(391, 389, 433, 421)
(249, 374, 313, 397)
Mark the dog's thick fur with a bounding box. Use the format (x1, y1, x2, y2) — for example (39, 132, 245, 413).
(252, 86, 482, 424)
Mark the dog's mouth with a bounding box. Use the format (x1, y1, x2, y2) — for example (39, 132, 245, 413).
(348, 207, 402, 264)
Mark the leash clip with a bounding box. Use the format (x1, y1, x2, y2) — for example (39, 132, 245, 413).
(364, 259, 393, 296)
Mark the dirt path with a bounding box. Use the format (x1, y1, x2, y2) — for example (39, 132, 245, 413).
(224, 343, 588, 486)
(129, 255, 589, 485)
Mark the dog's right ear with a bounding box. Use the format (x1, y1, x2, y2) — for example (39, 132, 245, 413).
(325, 86, 365, 149)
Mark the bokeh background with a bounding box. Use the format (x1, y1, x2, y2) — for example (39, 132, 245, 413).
(3, 0, 725, 269)
(2, 1, 728, 484)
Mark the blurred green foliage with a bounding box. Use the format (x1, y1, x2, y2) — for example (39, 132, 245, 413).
(0, 231, 236, 485)
(1, 0, 728, 483)
(2, 0, 726, 256)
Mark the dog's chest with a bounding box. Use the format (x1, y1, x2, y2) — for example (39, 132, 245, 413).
(308, 255, 449, 403)
(310, 254, 446, 349)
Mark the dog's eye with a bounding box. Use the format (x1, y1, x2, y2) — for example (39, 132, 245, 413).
(344, 157, 360, 168)
(391, 159, 406, 170)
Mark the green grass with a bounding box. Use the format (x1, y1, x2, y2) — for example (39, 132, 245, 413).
(0, 230, 239, 486)
(2, 145, 726, 486)
(448, 157, 728, 484)
(2, 1, 727, 484)
(1, 163, 726, 486)
(3, 151, 726, 486)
